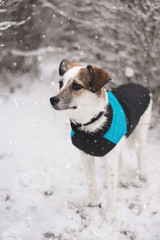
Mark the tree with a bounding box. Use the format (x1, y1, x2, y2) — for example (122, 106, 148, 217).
(0, 0, 160, 112)
(0, 0, 44, 88)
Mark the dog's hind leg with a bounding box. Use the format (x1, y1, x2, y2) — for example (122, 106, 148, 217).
(135, 100, 152, 181)
(80, 150, 97, 206)
(118, 151, 123, 185)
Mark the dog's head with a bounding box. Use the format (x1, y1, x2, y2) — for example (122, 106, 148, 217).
(50, 59, 111, 111)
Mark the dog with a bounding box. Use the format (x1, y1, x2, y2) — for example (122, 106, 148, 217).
(50, 59, 152, 221)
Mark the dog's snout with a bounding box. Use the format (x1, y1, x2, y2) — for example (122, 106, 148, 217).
(50, 96, 60, 106)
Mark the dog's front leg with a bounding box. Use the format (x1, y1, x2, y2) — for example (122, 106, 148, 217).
(80, 150, 97, 206)
(103, 151, 119, 221)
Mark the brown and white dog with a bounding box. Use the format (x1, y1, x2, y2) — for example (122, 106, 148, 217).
(50, 59, 152, 221)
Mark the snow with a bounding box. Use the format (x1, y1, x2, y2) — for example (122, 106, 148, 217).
(125, 67, 134, 78)
(0, 81, 160, 240)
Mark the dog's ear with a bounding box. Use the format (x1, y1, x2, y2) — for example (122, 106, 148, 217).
(87, 65, 111, 93)
(59, 59, 81, 76)
(59, 59, 69, 76)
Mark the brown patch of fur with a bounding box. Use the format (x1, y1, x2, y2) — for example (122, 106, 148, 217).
(77, 68, 91, 89)
(90, 66, 111, 93)
(73, 88, 85, 96)
(77, 66, 110, 94)
(59, 59, 82, 76)
(66, 60, 82, 71)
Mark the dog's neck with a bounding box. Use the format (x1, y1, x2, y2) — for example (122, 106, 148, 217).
(68, 91, 109, 133)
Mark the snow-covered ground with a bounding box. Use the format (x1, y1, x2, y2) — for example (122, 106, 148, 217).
(0, 81, 160, 240)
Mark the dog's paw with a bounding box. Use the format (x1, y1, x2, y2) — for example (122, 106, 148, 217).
(83, 195, 100, 207)
(103, 207, 116, 222)
(106, 211, 116, 222)
(136, 169, 147, 181)
(139, 173, 147, 181)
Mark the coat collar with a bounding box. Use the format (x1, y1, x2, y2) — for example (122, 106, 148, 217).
(70, 111, 105, 128)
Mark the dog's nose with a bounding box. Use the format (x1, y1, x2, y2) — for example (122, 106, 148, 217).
(50, 96, 60, 106)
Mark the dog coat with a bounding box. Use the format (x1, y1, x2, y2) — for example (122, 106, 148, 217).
(71, 83, 150, 157)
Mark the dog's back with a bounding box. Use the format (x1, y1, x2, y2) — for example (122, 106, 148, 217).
(112, 83, 150, 136)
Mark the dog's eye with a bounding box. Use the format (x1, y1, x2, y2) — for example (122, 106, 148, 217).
(72, 82, 83, 91)
(59, 81, 63, 89)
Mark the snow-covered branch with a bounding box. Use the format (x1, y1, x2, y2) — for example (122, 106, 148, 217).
(0, 17, 31, 31)
(10, 46, 63, 57)
(0, 0, 7, 7)
(0, 21, 17, 31)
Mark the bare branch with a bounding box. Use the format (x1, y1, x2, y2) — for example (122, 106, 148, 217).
(42, 1, 92, 26)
